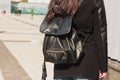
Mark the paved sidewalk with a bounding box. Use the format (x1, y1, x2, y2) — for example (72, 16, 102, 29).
(0, 14, 54, 80)
(6, 14, 45, 27)
(0, 40, 31, 80)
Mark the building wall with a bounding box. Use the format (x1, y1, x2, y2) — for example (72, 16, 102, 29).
(104, 0, 120, 61)
(11, 2, 48, 15)
(0, 0, 11, 13)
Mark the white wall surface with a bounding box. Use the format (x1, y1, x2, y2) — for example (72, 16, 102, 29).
(104, 0, 120, 61)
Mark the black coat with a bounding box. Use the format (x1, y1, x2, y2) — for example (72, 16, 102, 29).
(54, 0, 108, 79)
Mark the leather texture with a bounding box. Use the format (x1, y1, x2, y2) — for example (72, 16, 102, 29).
(40, 15, 72, 35)
(40, 2, 89, 64)
(54, 0, 108, 78)
(94, 0, 108, 72)
(40, 5, 72, 35)
(43, 28, 89, 64)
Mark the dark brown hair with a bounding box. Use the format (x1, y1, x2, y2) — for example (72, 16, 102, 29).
(46, 0, 80, 19)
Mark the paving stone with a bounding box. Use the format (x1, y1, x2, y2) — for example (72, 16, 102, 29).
(0, 41, 32, 80)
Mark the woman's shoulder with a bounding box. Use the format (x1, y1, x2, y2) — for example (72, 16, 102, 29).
(79, 0, 99, 8)
(77, 0, 98, 12)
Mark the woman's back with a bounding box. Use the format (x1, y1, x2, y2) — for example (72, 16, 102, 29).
(45, 0, 108, 80)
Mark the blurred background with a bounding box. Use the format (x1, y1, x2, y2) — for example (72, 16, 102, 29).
(0, 0, 49, 15)
(0, 0, 120, 80)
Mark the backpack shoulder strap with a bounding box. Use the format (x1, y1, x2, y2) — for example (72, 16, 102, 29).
(41, 59, 47, 80)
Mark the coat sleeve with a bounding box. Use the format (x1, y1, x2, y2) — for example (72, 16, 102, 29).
(94, 0, 108, 72)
